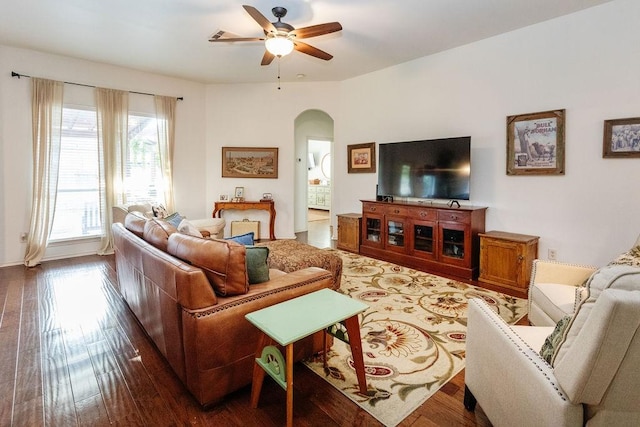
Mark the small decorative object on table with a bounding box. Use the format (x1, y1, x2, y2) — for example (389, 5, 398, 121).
(233, 187, 245, 202)
(260, 192, 272, 202)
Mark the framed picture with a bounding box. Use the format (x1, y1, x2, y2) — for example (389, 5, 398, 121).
(506, 109, 565, 175)
(219, 194, 228, 201)
(222, 147, 278, 178)
(234, 187, 244, 198)
(603, 117, 640, 158)
(348, 142, 376, 173)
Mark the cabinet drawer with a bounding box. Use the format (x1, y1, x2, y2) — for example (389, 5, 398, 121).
(363, 203, 381, 213)
(438, 210, 471, 224)
(407, 208, 436, 221)
(382, 205, 408, 216)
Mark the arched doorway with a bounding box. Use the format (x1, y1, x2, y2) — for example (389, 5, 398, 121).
(293, 110, 334, 246)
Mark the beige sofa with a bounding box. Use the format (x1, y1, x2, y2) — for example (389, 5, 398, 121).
(112, 203, 225, 239)
(112, 213, 340, 407)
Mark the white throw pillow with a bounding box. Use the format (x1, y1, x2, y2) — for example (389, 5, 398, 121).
(177, 219, 203, 238)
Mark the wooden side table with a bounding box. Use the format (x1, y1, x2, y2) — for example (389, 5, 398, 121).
(336, 213, 362, 253)
(245, 289, 369, 427)
(213, 200, 276, 240)
(479, 231, 539, 292)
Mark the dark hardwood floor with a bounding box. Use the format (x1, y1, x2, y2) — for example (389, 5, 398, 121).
(0, 220, 517, 426)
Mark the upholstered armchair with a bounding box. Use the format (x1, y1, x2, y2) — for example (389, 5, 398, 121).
(528, 259, 597, 326)
(464, 264, 640, 427)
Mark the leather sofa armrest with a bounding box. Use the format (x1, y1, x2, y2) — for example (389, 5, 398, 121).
(465, 298, 583, 426)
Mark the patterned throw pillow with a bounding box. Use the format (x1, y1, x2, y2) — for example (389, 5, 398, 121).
(608, 245, 640, 267)
(152, 204, 168, 218)
(540, 315, 572, 364)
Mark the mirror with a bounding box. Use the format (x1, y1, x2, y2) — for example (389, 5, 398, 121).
(320, 153, 331, 180)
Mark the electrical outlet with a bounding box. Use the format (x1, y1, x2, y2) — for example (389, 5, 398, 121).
(548, 248, 557, 260)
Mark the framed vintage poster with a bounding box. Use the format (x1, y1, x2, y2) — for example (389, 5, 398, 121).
(222, 147, 278, 178)
(506, 109, 565, 175)
(347, 142, 376, 173)
(603, 117, 640, 158)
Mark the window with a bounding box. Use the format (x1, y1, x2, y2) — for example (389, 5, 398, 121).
(50, 108, 162, 241)
(125, 114, 162, 204)
(50, 107, 101, 241)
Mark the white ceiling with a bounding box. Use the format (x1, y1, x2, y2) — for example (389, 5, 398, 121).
(0, 0, 613, 84)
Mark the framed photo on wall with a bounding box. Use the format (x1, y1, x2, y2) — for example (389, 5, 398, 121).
(506, 109, 565, 175)
(222, 147, 279, 178)
(347, 142, 376, 173)
(603, 117, 640, 158)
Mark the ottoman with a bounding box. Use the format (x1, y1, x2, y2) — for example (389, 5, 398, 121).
(256, 240, 343, 288)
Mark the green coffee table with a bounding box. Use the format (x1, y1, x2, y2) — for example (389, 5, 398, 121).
(245, 288, 369, 427)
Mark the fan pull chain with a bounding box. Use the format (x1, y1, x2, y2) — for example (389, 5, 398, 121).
(277, 59, 281, 90)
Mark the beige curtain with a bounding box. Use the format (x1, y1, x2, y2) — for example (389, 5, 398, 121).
(24, 78, 64, 267)
(96, 88, 128, 255)
(154, 95, 176, 212)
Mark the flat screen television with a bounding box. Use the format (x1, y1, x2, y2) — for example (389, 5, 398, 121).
(377, 137, 471, 201)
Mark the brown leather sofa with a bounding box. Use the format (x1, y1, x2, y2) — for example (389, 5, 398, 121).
(111, 214, 338, 407)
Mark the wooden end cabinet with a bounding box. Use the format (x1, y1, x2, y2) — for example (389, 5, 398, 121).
(360, 200, 487, 279)
(479, 231, 539, 293)
(336, 213, 362, 253)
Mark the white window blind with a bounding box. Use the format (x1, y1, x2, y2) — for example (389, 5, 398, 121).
(50, 107, 101, 241)
(50, 109, 162, 241)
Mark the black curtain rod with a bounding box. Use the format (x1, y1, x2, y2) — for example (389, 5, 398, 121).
(11, 71, 184, 101)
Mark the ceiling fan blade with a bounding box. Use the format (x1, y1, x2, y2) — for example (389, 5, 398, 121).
(290, 22, 342, 39)
(209, 29, 264, 42)
(293, 41, 333, 61)
(261, 50, 275, 66)
(243, 5, 276, 33)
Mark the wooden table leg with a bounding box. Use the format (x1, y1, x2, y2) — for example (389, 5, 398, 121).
(343, 315, 368, 394)
(250, 333, 271, 408)
(285, 343, 294, 427)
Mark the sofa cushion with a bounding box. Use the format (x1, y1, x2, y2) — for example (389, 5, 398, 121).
(124, 212, 147, 238)
(143, 218, 177, 252)
(246, 246, 270, 284)
(167, 233, 249, 296)
(529, 283, 578, 324)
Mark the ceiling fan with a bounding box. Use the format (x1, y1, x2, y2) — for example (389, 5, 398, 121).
(209, 5, 342, 66)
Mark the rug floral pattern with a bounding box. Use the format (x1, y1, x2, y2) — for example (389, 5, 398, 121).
(304, 250, 527, 427)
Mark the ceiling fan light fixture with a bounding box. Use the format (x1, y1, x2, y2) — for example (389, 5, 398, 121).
(265, 36, 294, 57)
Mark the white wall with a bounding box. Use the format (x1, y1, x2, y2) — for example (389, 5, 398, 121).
(333, 0, 640, 266)
(204, 82, 340, 239)
(0, 45, 207, 266)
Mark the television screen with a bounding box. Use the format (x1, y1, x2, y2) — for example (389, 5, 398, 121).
(377, 137, 471, 201)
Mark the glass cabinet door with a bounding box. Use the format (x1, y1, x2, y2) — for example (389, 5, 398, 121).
(413, 223, 434, 254)
(364, 216, 382, 245)
(386, 218, 405, 251)
(441, 227, 465, 259)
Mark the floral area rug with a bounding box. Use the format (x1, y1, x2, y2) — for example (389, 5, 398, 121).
(304, 250, 527, 427)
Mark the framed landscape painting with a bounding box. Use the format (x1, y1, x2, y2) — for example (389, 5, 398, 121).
(603, 117, 640, 158)
(506, 109, 565, 175)
(222, 147, 279, 178)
